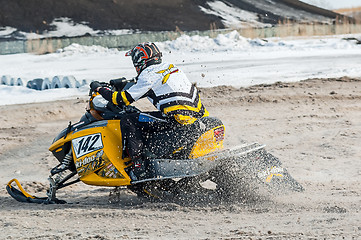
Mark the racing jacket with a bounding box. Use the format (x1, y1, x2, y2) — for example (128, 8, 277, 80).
(99, 62, 209, 125)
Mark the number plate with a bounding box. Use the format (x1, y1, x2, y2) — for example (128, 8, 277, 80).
(72, 133, 103, 158)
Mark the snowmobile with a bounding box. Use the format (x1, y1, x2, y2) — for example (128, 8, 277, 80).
(6, 78, 304, 204)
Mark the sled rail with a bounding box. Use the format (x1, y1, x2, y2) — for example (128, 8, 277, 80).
(132, 143, 265, 183)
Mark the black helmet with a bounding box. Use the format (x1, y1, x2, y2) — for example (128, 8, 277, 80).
(125, 42, 162, 75)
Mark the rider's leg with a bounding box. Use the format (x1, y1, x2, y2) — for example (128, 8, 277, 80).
(120, 113, 144, 160)
(121, 112, 177, 180)
(120, 113, 146, 180)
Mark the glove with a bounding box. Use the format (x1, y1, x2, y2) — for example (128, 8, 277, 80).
(90, 81, 102, 92)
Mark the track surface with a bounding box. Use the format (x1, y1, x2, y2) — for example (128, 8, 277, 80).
(0, 77, 360, 239)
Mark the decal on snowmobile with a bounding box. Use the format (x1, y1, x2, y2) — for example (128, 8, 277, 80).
(76, 150, 105, 177)
(257, 166, 284, 183)
(213, 126, 225, 142)
(99, 163, 125, 179)
(72, 133, 103, 158)
(75, 150, 104, 169)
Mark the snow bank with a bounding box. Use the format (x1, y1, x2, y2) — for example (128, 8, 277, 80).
(158, 30, 361, 52)
(1, 31, 361, 105)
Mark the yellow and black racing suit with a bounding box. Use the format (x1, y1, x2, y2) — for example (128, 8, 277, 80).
(98, 62, 209, 161)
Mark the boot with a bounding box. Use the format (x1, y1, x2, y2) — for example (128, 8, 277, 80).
(129, 156, 155, 181)
(142, 149, 157, 160)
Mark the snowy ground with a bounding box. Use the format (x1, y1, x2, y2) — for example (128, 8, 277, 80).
(1, 77, 360, 240)
(300, 0, 361, 10)
(0, 31, 361, 106)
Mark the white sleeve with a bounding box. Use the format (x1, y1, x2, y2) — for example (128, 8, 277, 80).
(126, 70, 158, 101)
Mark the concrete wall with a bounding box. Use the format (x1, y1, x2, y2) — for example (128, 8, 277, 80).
(1, 24, 361, 55)
(0, 29, 222, 55)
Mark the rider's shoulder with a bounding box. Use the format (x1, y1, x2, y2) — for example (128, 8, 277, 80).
(138, 62, 176, 78)
(150, 62, 175, 71)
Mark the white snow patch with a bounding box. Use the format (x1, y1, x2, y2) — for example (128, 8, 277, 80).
(200, 1, 271, 28)
(1, 17, 135, 40)
(104, 29, 137, 35)
(0, 26, 18, 38)
(43, 17, 100, 38)
(0, 84, 89, 106)
(57, 43, 120, 56)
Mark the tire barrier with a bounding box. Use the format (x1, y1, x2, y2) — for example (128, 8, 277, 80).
(26, 78, 51, 90)
(9, 78, 15, 86)
(9, 77, 21, 86)
(41, 78, 51, 90)
(1, 75, 11, 85)
(1, 75, 86, 90)
(62, 75, 80, 88)
(51, 75, 63, 89)
(16, 78, 23, 86)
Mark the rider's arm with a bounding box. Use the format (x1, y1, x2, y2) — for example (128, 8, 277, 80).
(96, 68, 156, 106)
(97, 87, 135, 106)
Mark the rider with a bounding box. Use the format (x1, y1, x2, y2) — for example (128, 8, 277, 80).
(90, 42, 209, 180)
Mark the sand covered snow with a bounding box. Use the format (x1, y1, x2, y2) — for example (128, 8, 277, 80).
(0, 77, 360, 239)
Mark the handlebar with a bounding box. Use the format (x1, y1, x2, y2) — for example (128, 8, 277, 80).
(89, 77, 136, 95)
(88, 81, 109, 96)
(89, 78, 140, 114)
(109, 77, 136, 91)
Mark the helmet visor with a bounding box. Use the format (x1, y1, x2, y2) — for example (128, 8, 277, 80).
(125, 49, 133, 57)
